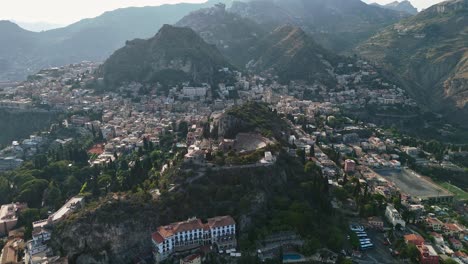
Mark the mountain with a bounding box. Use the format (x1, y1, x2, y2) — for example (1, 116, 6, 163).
(249, 25, 337, 83)
(372, 1, 418, 15)
(0, 1, 231, 82)
(357, 0, 468, 121)
(229, 0, 409, 52)
(100, 25, 232, 87)
(14, 21, 64, 32)
(176, 3, 266, 67)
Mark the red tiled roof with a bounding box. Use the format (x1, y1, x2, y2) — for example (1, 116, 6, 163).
(444, 223, 464, 232)
(404, 234, 425, 246)
(153, 216, 235, 244)
(207, 216, 235, 229)
(152, 232, 164, 244)
(426, 217, 443, 225)
(157, 218, 204, 239)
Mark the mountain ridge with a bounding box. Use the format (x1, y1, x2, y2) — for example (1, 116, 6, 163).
(249, 25, 337, 83)
(100, 24, 233, 87)
(229, 0, 409, 52)
(0, 1, 233, 82)
(357, 0, 468, 121)
(175, 3, 266, 68)
(371, 1, 418, 15)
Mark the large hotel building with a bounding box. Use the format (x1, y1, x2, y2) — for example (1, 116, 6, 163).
(152, 216, 236, 263)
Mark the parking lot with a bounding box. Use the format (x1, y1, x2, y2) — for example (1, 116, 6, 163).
(348, 222, 397, 264)
(363, 229, 396, 264)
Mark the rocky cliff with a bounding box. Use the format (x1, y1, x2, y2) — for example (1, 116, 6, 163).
(357, 0, 468, 121)
(99, 25, 232, 87)
(51, 163, 290, 263)
(176, 3, 266, 68)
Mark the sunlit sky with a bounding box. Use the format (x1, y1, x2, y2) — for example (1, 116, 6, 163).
(0, 0, 445, 26)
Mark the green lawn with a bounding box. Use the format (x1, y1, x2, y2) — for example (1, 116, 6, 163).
(440, 182, 468, 201)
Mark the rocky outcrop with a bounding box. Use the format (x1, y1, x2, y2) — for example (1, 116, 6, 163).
(51, 196, 161, 264)
(175, 3, 266, 67)
(51, 161, 292, 263)
(99, 25, 232, 87)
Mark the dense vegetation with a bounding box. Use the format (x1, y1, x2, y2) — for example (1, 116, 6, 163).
(52, 150, 347, 263)
(0, 109, 58, 146)
(223, 102, 290, 140)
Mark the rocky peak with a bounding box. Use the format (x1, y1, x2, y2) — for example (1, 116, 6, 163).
(427, 0, 467, 14)
(101, 25, 231, 86)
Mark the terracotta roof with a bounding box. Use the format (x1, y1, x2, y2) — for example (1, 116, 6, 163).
(152, 232, 164, 244)
(207, 216, 235, 229)
(444, 223, 464, 232)
(404, 234, 425, 246)
(426, 217, 443, 225)
(152, 216, 235, 244)
(157, 218, 204, 239)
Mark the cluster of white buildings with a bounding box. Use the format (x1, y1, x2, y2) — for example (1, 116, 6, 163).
(25, 196, 84, 264)
(0, 135, 46, 172)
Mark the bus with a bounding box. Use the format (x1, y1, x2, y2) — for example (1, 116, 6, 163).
(360, 243, 374, 250)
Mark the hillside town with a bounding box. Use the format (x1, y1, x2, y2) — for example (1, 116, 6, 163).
(0, 59, 466, 264)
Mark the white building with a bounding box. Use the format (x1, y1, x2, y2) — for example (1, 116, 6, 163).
(385, 204, 406, 228)
(49, 196, 84, 224)
(152, 216, 236, 263)
(182, 87, 208, 99)
(26, 220, 52, 263)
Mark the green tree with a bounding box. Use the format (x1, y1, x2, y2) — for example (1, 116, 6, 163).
(178, 121, 189, 138)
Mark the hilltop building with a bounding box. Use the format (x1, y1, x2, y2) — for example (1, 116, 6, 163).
(152, 216, 236, 263)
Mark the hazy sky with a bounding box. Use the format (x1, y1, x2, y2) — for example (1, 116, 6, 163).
(0, 0, 445, 26)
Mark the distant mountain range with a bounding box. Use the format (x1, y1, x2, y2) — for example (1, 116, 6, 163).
(13, 21, 64, 32)
(248, 25, 337, 83)
(100, 25, 232, 87)
(0, 0, 232, 82)
(229, 0, 409, 52)
(176, 3, 266, 68)
(357, 0, 468, 120)
(371, 1, 418, 15)
(143, 5, 338, 84)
